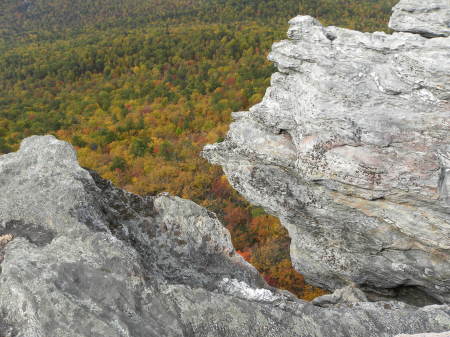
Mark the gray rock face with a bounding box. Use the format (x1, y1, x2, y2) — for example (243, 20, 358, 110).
(203, 2, 450, 306)
(389, 0, 450, 37)
(1, 136, 450, 336)
(312, 285, 368, 307)
(395, 333, 450, 337)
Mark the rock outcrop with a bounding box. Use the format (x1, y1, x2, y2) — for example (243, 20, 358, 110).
(311, 285, 368, 307)
(203, 0, 450, 306)
(1, 136, 449, 336)
(389, 0, 450, 37)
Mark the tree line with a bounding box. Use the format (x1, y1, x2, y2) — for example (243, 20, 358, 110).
(0, 0, 397, 299)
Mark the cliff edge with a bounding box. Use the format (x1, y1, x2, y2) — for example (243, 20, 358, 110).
(203, 0, 450, 305)
(0, 135, 449, 336)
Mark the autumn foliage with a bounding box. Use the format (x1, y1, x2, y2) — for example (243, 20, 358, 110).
(0, 0, 397, 300)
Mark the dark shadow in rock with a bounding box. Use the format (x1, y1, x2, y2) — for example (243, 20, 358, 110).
(0, 309, 18, 337)
(364, 284, 442, 307)
(0, 220, 55, 247)
(80, 169, 267, 291)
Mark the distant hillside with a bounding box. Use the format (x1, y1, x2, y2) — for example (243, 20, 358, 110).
(0, 0, 397, 300)
(1, 0, 396, 42)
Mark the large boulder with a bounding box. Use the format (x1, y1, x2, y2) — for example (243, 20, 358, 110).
(203, 1, 450, 305)
(0, 136, 449, 336)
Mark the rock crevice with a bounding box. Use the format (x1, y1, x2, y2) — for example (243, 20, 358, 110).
(0, 0, 449, 334)
(0, 135, 449, 336)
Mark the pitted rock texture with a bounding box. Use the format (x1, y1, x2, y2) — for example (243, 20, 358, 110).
(1, 136, 450, 336)
(395, 333, 450, 337)
(311, 285, 368, 307)
(203, 2, 450, 306)
(389, 0, 450, 37)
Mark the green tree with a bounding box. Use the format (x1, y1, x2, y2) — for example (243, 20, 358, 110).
(110, 156, 127, 171)
(130, 137, 149, 157)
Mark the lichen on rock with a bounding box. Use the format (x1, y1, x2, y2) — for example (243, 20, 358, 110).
(389, 0, 450, 37)
(0, 0, 449, 334)
(203, 0, 450, 306)
(0, 134, 449, 336)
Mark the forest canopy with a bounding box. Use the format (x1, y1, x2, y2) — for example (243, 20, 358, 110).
(0, 0, 397, 299)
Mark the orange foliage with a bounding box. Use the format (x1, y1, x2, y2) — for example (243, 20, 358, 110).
(224, 204, 250, 227)
(236, 249, 252, 261)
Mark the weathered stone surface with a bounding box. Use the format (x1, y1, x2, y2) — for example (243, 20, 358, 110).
(395, 332, 450, 337)
(1, 135, 449, 336)
(312, 286, 368, 307)
(203, 1, 450, 306)
(389, 0, 450, 37)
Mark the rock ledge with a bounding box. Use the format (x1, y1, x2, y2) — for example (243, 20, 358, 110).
(203, 0, 450, 305)
(1, 136, 449, 336)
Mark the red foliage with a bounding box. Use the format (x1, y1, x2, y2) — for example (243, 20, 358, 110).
(211, 176, 232, 199)
(223, 204, 249, 227)
(263, 274, 278, 287)
(139, 105, 151, 114)
(224, 77, 236, 86)
(236, 249, 252, 261)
